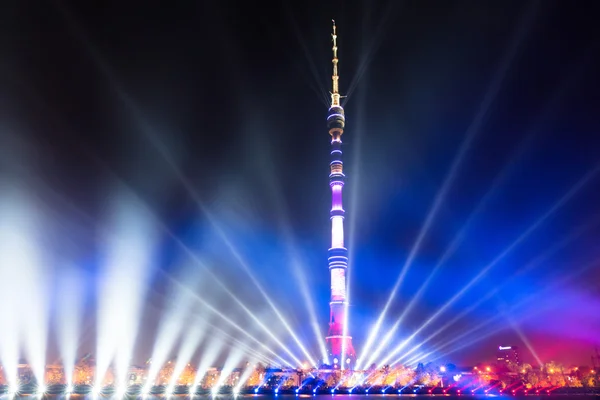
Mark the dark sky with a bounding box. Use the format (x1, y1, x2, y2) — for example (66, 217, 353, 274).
(1, 0, 599, 368)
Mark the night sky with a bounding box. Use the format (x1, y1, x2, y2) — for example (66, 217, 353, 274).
(1, 0, 599, 368)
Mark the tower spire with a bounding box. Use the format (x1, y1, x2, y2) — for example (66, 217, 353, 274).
(331, 19, 340, 107)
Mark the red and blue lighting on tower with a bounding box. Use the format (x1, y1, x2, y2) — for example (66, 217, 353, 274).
(325, 21, 356, 369)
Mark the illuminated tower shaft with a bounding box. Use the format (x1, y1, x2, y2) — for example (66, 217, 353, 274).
(325, 21, 356, 367)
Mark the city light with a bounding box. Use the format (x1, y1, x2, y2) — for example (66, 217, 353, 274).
(0, 9, 597, 400)
(37, 385, 47, 395)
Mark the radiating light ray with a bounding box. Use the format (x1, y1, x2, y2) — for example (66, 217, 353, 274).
(0, 185, 47, 383)
(157, 229, 303, 367)
(144, 275, 200, 389)
(431, 293, 569, 363)
(429, 296, 550, 363)
(404, 352, 430, 367)
(106, 56, 310, 367)
(22, 234, 48, 385)
(254, 135, 327, 365)
(192, 337, 224, 391)
(96, 190, 157, 389)
(106, 104, 308, 367)
(343, 23, 370, 369)
(234, 363, 259, 393)
(395, 214, 600, 364)
(381, 165, 600, 367)
(291, 260, 328, 364)
(166, 322, 206, 391)
(157, 269, 294, 367)
(0, 185, 29, 387)
(505, 314, 543, 367)
(374, 74, 580, 357)
(428, 256, 598, 361)
(358, 0, 536, 369)
(203, 318, 279, 365)
(28, 158, 294, 373)
(283, 5, 329, 107)
(55, 9, 310, 367)
(56, 266, 84, 386)
(364, 134, 536, 369)
(213, 351, 244, 393)
(196, 212, 314, 366)
(73, 164, 299, 369)
(344, 0, 399, 103)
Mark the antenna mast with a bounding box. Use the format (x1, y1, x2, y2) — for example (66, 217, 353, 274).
(331, 20, 340, 107)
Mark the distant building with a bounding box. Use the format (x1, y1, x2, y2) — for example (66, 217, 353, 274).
(496, 345, 520, 366)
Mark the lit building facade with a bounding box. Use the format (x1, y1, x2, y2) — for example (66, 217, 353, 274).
(325, 21, 356, 368)
(496, 345, 520, 366)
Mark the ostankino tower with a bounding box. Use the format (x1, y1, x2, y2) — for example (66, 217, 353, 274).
(325, 20, 356, 369)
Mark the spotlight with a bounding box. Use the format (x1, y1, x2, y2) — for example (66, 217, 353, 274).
(116, 385, 128, 397)
(275, 388, 279, 394)
(66, 385, 74, 394)
(331, 389, 335, 394)
(254, 388, 259, 394)
(313, 389, 317, 393)
(211, 387, 219, 396)
(296, 389, 300, 393)
(141, 386, 151, 397)
(165, 387, 174, 397)
(233, 388, 239, 396)
(8, 385, 20, 395)
(91, 386, 101, 397)
(189, 385, 197, 396)
(38, 385, 47, 395)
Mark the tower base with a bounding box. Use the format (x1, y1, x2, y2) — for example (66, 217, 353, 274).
(326, 335, 356, 369)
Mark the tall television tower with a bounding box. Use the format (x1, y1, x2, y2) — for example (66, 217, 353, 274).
(325, 20, 356, 369)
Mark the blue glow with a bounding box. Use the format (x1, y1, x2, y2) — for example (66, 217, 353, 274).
(0, 17, 595, 390)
